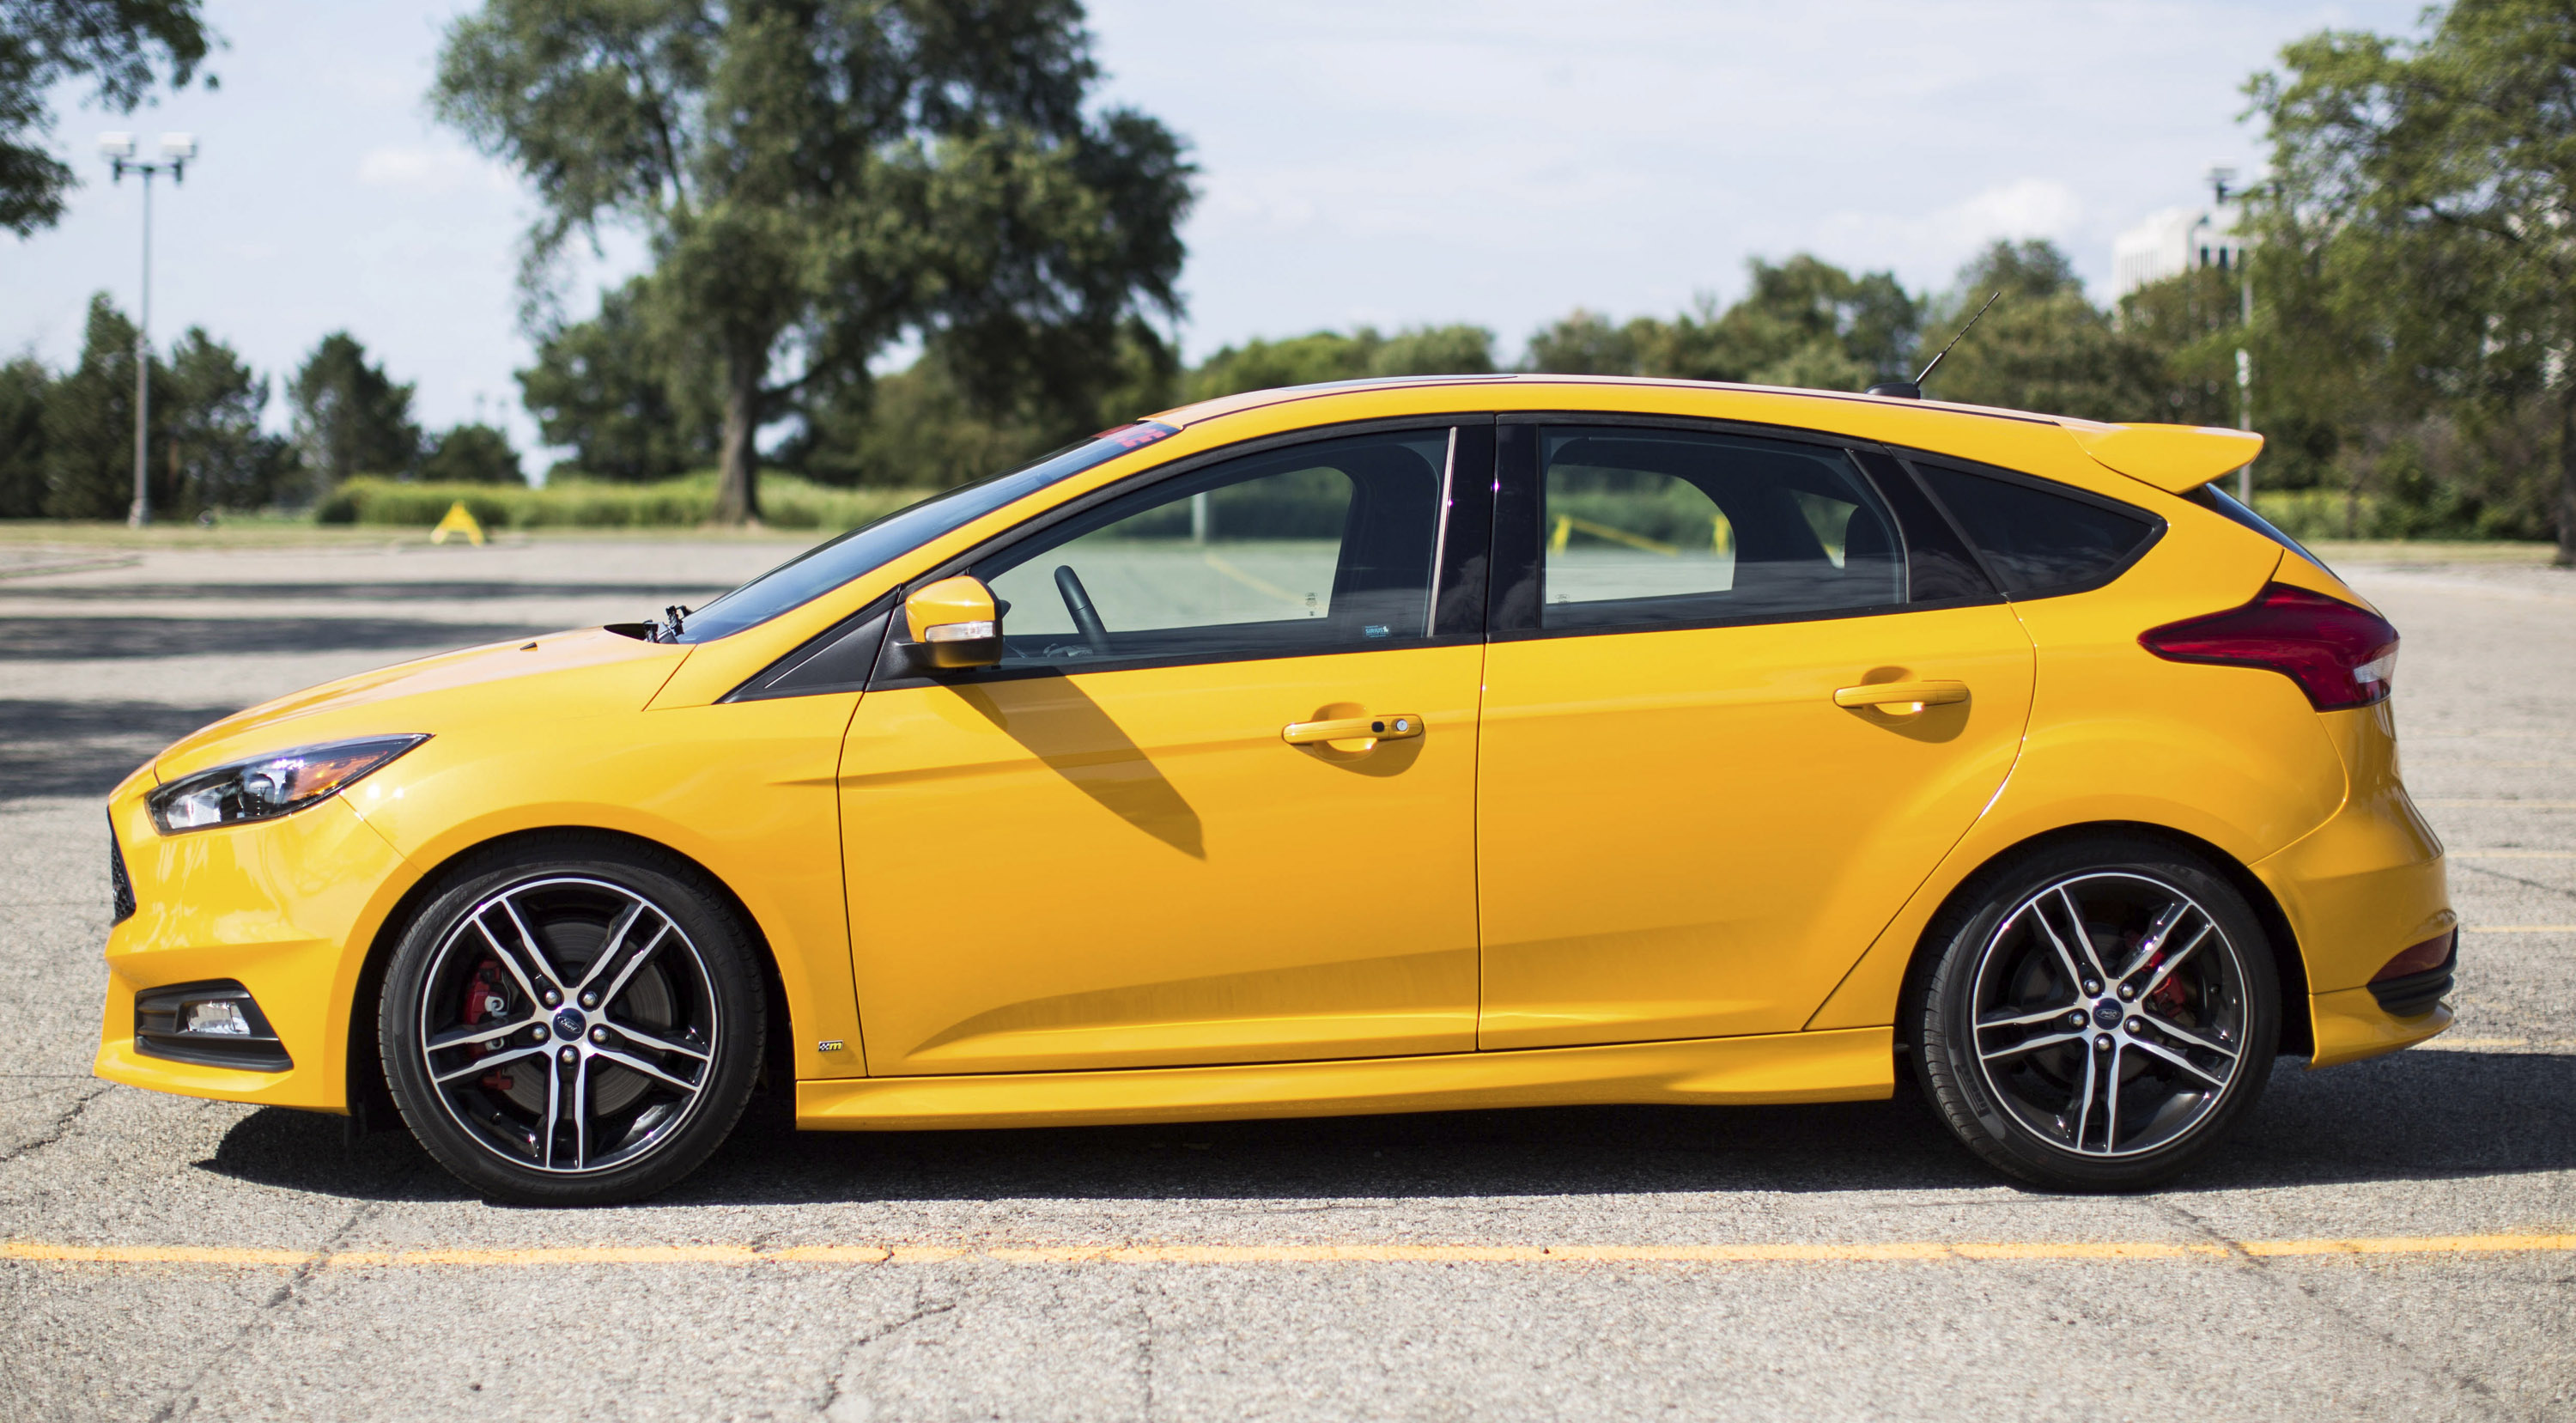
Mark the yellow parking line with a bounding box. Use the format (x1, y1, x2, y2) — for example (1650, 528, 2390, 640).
(4, 1232, 2569, 1270)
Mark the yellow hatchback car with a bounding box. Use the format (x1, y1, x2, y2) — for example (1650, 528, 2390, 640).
(97, 377, 2455, 1204)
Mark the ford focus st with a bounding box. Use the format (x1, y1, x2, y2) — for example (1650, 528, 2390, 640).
(97, 377, 2455, 1204)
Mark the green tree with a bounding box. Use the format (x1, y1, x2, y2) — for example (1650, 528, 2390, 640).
(9, 301, 284, 518)
(1911, 240, 2159, 419)
(434, 0, 1196, 524)
(518, 277, 718, 482)
(39, 293, 143, 517)
(420, 422, 526, 485)
(1524, 309, 1647, 375)
(787, 316, 1176, 486)
(2115, 266, 2248, 430)
(161, 325, 290, 513)
(2248, 0, 2576, 560)
(1522, 257, 1916, 391)
(0, 0, 216, 234)
(1187, 324, 1496, 400)
(0, 356, 46, 515)
(290, 331, 420, 494)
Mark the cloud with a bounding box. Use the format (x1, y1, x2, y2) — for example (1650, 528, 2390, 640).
(354, 145, 511, 196)
(1809, 179, 2088, 291)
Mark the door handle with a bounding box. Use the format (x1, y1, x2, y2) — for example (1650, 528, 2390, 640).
(1832, 680, 1969, 715)
(1282, 714, 1423, 746)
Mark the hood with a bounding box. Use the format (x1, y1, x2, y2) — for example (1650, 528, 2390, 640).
(151, 626, 690, 783)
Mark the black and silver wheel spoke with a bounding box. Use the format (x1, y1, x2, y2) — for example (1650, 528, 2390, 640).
(417, 875, 719, 1177)
(570, 900, 669, 1010)
(1968, 871, 2251, 1159)
(426, 1019, 526, 1055)
(432, 1042, 546, 1086)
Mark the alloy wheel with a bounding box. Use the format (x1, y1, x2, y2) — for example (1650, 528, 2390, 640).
(414, 874, 720, 1175)
(1965, 871, 2252, 1159)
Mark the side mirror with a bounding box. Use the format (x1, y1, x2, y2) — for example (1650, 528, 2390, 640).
(902, 575, 1003, 670)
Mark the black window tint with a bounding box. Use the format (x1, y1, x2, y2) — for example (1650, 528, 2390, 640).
(1538, 428, 1904, 631)
(971, 429, 1449, 669)
(1850, 448, 1994, 603)
(1913, 462, 2157, 599)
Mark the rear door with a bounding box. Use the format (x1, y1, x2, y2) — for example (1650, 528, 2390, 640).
(1474, 421, 2037, 1049)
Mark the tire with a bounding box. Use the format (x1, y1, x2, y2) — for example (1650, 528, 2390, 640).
(380, 836, 763, 1206)
(1911, 836, 2280, 1191)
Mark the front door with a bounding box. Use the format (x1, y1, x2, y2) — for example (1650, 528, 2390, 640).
(1476, 423, 2036, 1049)
(841, 423, 1493, 1075)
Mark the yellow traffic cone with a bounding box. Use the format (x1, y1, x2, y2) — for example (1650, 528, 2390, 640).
(430, 501, 486, 546)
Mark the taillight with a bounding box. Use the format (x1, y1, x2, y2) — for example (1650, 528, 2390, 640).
(2138, 582, 2399, 710)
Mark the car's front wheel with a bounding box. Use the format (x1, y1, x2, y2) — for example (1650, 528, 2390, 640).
(1912, 836, 2280, 1191)
(380, 837, 762, 1206)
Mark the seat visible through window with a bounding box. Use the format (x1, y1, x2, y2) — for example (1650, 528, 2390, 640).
(1538, 428, 1905, 631)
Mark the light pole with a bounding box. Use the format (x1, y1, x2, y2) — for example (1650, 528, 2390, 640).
(2207, 166, 2256, 505)
(97, 131, 196, 528)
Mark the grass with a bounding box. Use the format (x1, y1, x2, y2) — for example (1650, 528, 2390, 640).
(315, 471, 930, 533)
(2306, 539, 2564, 566)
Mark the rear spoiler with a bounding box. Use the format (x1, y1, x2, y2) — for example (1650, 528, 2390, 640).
(2067, 423, 2263, 495)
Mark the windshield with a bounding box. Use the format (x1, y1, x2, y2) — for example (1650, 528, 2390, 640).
(668, 422, 1180, 643)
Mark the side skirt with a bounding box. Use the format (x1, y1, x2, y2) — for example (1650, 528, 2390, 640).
(795, 1027, 1894, 1131)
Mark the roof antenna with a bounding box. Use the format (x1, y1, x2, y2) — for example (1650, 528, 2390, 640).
(1868, 289, 2002, 399)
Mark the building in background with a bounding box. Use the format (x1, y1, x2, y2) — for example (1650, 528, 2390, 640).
(2111, 204, 2247, 299)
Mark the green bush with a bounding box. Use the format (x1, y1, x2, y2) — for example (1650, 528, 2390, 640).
(315, 472, 927, 532)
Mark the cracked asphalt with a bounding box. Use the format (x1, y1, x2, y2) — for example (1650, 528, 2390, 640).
(0, 533, 2569, 1422)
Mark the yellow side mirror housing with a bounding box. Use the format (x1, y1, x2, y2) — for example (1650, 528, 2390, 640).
(902, 575, 1003, 670)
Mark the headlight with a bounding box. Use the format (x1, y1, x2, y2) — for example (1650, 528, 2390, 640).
(147, 734, 428, 834)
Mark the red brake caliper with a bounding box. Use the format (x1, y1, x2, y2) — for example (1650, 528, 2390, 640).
(461, 959, 516, 1092)
(2145, 959, 2191, 1016)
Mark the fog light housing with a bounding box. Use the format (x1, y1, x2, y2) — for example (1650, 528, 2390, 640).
(135, 981, 291, 1071)
(184, 1000, 252, 1036)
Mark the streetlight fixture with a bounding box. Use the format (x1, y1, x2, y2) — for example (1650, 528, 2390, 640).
(98, 131, 197, 528)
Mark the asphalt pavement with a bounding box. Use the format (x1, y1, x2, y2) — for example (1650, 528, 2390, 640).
(0, 531, 2568, 1422)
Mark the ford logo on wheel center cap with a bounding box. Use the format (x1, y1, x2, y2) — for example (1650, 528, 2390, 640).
(2093, 1000, 2126, 1030)
(553, 1008, 586, 1041)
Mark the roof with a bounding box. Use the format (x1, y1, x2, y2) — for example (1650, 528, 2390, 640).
(1149, 374, 2263, 496)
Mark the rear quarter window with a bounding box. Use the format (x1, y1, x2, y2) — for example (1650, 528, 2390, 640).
(1909, 459, 2161, 599)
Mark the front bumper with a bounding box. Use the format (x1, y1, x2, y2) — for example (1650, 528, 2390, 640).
(94, 792, 416, 1112)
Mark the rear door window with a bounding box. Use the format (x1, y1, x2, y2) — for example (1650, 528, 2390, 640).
(1910, 459, 2160, 599)
(1537, 428, 1905, 631)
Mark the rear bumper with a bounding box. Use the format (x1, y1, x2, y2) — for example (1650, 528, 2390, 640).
(2251, 706, 2454, 1068)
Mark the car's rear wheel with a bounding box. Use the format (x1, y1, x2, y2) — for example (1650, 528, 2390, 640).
(1912, 837, 2279, 1190)
(380, 839, 762, 1206)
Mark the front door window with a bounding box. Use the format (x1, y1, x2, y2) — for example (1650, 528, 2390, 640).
(978, 429, 1450, 669)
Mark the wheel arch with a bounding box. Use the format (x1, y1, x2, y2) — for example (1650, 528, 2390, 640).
(1887, 820, 2311, 1059)
(344, 825, 798, 1135)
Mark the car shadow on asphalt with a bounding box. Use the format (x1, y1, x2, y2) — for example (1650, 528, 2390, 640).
(0, 617, 553, 660)
(0, 700, 247, 801)
(195, 1049, 2576, 1208)
(4, 581, 733, 604)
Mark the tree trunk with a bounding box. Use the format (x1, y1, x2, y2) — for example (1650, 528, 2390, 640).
(2559, 382, 2576, 567)
(713, 345, 762, 526)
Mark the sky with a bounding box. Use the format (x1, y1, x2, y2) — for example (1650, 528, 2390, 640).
(2, 0, 2427, 465)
